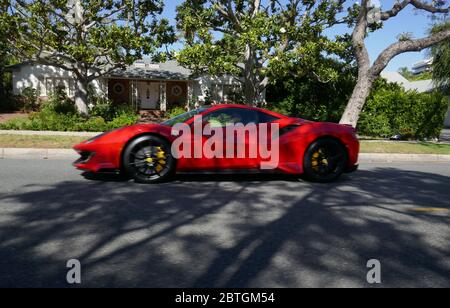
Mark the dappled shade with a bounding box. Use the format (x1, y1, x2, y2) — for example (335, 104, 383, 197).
(0, 166, 449, 287)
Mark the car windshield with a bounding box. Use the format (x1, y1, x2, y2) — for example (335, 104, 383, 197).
(161, 106, 210, 127)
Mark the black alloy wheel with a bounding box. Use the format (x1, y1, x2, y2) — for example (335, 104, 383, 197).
(123, 135, 176, 184)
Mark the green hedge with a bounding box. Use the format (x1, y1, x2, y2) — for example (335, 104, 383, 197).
(0, 90, 139, 132)
(358, 79, 449, 139)
(0, 110, 139, 132)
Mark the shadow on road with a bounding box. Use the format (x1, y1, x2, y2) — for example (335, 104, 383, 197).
(0, 168, 449, 287)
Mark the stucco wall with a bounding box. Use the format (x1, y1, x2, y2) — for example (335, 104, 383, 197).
(194, 75, 265, 103)
(12, 63, 106, 98)
(445, 107, 450, 128)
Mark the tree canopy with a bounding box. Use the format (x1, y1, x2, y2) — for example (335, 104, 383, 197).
(339, 0, 450, 127)
(431, 21, 450, 95)
(2, 0, 175, 113)
(175, 0, 351, 105)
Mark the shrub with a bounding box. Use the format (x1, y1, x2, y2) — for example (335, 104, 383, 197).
(107, 113, 139, 130)
(21, 87, 39, 111)
(359, 79, 448, 139)
(42, 89, 78, 115)
(89, 97, 116, 121)
(0, 105, 138, 132)
(89, 90, 137, 122)
(167, 106, 186, 118)
(0, 95, 24, 112)
(77, 116, 108, 132)
(266, 65, 355, 122)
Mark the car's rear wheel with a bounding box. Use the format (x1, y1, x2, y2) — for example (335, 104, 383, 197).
(303, 138, 348, 183)
(123, 135, 175, 184)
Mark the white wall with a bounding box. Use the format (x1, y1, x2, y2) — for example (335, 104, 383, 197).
(444, 107, 450, 128)
(193, 75, 266, 103)
(12, 63, 106, 98)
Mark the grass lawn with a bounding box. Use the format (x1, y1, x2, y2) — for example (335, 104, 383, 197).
(360, 141, 450, 155)
(1, 134, 450, 154)
(0, 134, 87, 149)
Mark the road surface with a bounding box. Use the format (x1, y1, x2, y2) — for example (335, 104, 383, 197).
(0, 159, 449, 287)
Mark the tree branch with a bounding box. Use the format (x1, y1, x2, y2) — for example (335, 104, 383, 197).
(371, 27, 450, 77)
(410, 0, 450, 13)
(380, 0, 411, 20)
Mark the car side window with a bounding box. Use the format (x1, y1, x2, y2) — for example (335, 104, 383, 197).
(203, 108, 259, 127)
(257, 111, 278, 123)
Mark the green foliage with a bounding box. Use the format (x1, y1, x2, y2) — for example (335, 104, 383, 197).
(358, 79, 448, 139)
(0, 93, 139, 132)
(167, 106, 186, 119)
(42, 88, 78, 114)
(398, 67, 433, 82)
(20, 87, 39, 111)
(1, 0, 175, 111)
(0, 109, 138, 132)
(266, 60, 356, 122)
(175, 0, 349, 103)
(431, 22, 450, 95)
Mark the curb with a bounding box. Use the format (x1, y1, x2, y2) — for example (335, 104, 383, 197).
(0, 130, 101, 137)
(0, 148, 77, 160)
(358, 153, 450, 163)
(1, 148, 450, 162)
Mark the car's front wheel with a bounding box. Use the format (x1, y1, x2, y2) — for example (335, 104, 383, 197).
(123, 135, 175, 184)
(303, 138, 348, 183)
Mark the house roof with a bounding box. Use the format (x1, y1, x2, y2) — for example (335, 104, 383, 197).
(380, 71, 435, 93)
(6, 59, 194, 80)
(412, 58, 433, 70)
(108, 60, 193, 80)
(5, 61, 35, 71)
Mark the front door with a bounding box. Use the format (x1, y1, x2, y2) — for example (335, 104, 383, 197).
(138, 82, 160, 109)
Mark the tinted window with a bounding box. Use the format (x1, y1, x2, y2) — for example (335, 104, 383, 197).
(203, 108, 279, 127)
(257, 111, 278, 123)
(203, 108, 259, 127)
(162, 107, 210, 126)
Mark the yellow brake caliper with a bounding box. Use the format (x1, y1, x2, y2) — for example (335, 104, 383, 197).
(312, 151, 320, 171)
(155, 146, 166, 173)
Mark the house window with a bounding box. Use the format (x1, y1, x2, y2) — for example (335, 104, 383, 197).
(210, 83, 241, 102)
(223, 84, 241, 102)
(45, 77, 75, 97)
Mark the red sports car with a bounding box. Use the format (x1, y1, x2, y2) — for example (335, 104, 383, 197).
(73, 104, 359, 183)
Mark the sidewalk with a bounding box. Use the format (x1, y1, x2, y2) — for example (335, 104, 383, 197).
(0, 130, 100, 137)
(1, 148, 450, 162)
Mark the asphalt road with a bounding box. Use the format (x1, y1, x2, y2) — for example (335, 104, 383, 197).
(0, 159, 449, 288)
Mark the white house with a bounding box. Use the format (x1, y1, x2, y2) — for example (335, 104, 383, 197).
(8, 60, 252, 111)
(381, 71, 450, 127)
(412, 58, 433, 75)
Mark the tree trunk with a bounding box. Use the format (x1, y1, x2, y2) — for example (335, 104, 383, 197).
(243, 78, 258, 106)
(75, 78, 89, 115)
(243, 44, 259, 106)
(339, 74, 374, 127)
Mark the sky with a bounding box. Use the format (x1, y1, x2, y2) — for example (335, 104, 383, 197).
(161, 0, 441, 72)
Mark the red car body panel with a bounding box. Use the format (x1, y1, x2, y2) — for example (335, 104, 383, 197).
(73, 104, 359, 174)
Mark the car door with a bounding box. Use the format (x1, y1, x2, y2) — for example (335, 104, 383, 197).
(199, 107, 262, 170)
